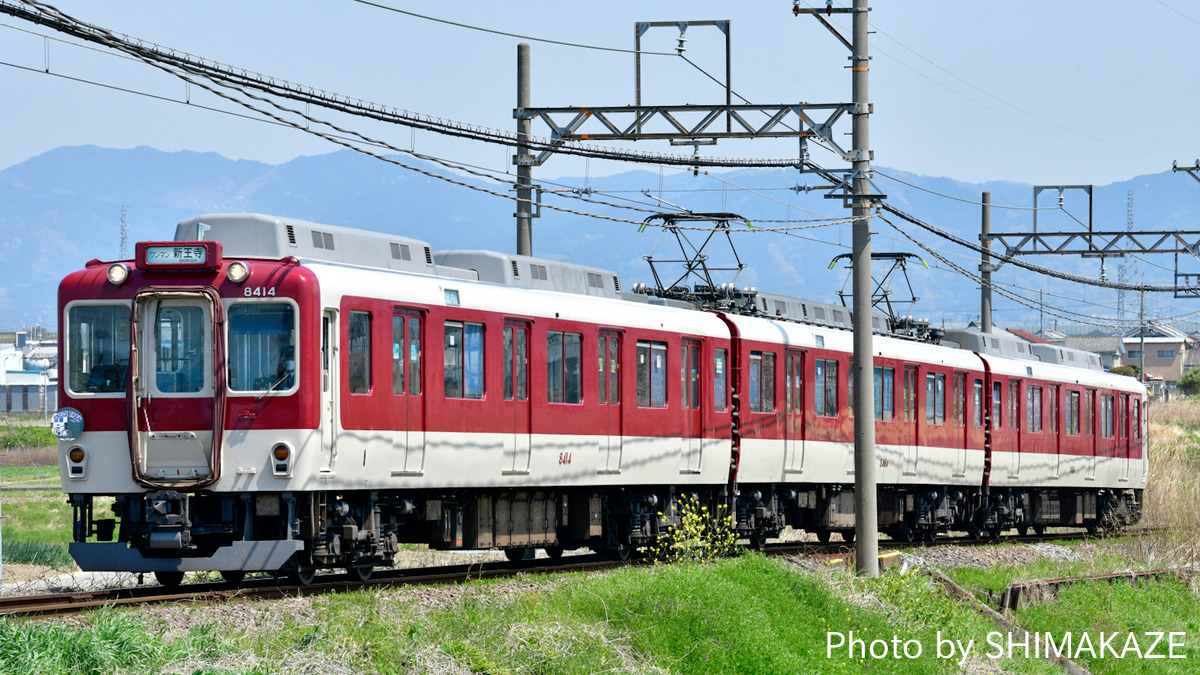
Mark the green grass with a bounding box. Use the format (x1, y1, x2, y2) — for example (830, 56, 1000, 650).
(1015, 577, 1200, 674)
(0, 555, 1048, 675)
(2, 540, 73, 569)
(946, 540, 1161, 595)
(0, 424, 55, 450)
(0, 465, 58, 485)
(0, 489, 73, 545)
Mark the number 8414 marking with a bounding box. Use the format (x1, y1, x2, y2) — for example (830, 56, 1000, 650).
(243, 287, 277, 297)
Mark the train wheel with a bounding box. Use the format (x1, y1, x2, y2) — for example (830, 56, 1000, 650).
(1016, 525, 1029, 537)
(841, 530, 856, 545)
(219, 570, 246, 584)
(921, 529, 937, 544)
(289, 566, 317, 586)
(614, 544, 634, 562)
(155, 571, 184, 588)
(544, 545, 564, 560)
(815, 530, 832, 544)
(748, 532, 768, 550)
(348, 565, 373, 582)
(1033, 524, 1046, 536)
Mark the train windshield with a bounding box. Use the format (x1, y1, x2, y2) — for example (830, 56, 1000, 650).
(227, 302, 297, 393)
(154, 303, 209, 394)
(67, 304, 131, 394)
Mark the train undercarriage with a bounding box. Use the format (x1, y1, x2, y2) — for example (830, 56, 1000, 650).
(67, 482, 1143, 586)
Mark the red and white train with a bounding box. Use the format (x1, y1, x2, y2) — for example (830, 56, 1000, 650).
(55, 213, 1146, 584)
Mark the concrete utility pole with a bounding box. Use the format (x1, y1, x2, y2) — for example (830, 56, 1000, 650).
(980, 191, 993, 333)
(515, 43, 533, 257)
(849, 0, 878, 578)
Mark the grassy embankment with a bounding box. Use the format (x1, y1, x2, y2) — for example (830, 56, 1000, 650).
(0, 553, 1067, 675)
(0, 420, 70, 569)
(0, 403, 1197, 673)
(943, 398, 1200, 675)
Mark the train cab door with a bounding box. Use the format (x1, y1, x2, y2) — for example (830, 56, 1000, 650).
(321, 309, 338, 471)
(131, 292, 219, 483)
(598, 331, 622, 473)
(784, 350, 806, 473)
(391, 311, 425, 474)
(503, 321, 531, 474)
(1049, 384, 1061, 479)
(902, 365, 918, 476)
(679, 339, 703, 474)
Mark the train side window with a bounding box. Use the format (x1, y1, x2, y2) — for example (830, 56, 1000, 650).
(408, 316, 422, 396)
(992, 381, 1002, 428)
(681, 342, 702, 410)
(444, 321, 485, 399)
(748, 351, 776, 413)
(953, 374, 965, 427)
(925, 373, 945, 425)
(348, 311, 371, 394)
(1086, 390, 1096, 436)
(636, 340, 668, 408)
(873, 366, 894, 421)
(1101, 394, 1114, 438)
(973, 379, 983, 429)
(1008, 381, 1020, 431)
(393, 317, 405, 395)
(714, 349, 728, 412)
(814, 358, 838, 417)
(1026, 385, 1043, 432)
(548, 331, 582, 404)
(1067, 390, 1080, 435)
(1048, 385, 1059, 434)
(1134, 399, 1142, 440)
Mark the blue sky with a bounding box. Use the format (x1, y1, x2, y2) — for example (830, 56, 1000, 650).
(1, 1, 1197, 185)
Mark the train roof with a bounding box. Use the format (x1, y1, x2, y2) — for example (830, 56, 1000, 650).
(170, 213, 1115, 377)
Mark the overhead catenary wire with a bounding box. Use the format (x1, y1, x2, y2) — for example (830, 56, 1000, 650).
(347, 0, 676, 56)
(4, 0, 808, 170)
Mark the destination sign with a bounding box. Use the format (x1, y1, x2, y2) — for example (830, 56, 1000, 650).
(145, 245, 208, 265)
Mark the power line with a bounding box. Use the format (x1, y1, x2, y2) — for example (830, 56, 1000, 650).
(347, 0, 676, 56)
(3, 0, 805, 169)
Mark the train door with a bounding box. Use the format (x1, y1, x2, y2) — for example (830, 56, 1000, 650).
(131, 292, 219, 483)
(391, 311, 424, 474)
(784, 350, 805, 473)
(902, 365, 918, 475)
(679, 339, 703, 473)
(1008, 380, 1021, 478)
(954, 372, 967, 476)
(1049, 384, 1061, 479)
(598, 331, 622, 473)
(1120, 393, 1131, 481)
(1086, 388, 1098, 479)
(503, 321, 531, 474)
(321, 310, 337, 471)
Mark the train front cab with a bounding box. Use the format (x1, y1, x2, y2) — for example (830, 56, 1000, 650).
(60, 242, 317, 582)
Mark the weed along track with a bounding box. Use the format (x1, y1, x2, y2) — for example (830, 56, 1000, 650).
(0, 526, 1151, 620)
(0, 553, 622, 619)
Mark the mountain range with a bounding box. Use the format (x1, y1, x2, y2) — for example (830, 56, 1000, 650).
(3, 145, 1198, 332)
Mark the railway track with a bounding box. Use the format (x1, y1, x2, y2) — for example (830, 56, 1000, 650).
(0, 527, 1156, 619)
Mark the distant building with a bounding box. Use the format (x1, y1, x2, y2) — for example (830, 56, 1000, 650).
(0, 338, 57, 414)
(1122, 322, 1195, 392)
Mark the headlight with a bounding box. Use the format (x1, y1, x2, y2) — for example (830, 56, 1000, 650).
(107, 263, 129, 286)
(226, 261, 249, 284)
